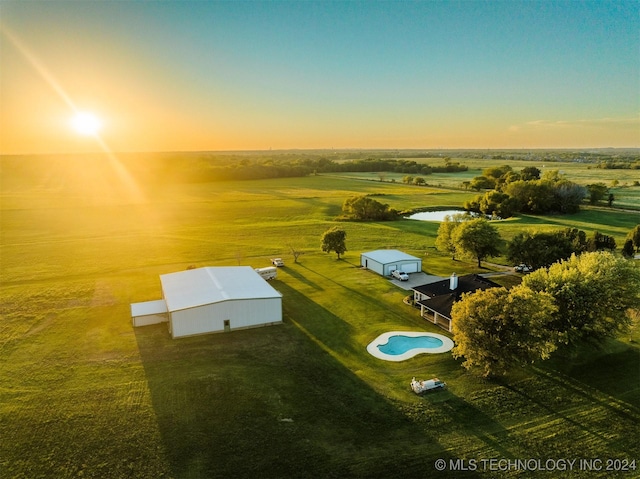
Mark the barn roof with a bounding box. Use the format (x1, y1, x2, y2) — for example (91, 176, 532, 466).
(161, 266, 282, 312)
(361, 249, 420, 264)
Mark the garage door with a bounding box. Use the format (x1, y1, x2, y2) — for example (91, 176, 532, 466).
(401, 262, 420, 273)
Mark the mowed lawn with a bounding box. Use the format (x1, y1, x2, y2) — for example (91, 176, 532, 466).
(1, 169, 639, 479)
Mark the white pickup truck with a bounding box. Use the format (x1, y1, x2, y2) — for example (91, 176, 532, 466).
(514, 264, 532, 273)
(391, 270, 409, 281)
(271, 258, 284, 267)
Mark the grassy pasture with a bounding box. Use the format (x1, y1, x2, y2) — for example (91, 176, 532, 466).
(1, 162, 639, 478)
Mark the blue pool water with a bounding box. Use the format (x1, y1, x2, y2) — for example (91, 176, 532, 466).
(378, 335, 444, 355)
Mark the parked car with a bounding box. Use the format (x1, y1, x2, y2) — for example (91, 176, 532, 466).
(271, 258, 284, 267)
(391, 270, 409, 281)
(514, 264, 532, 273)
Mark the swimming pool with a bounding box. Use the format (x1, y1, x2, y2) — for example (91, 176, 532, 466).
(367, 331, 454, 361)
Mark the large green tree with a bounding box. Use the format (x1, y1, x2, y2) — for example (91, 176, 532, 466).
(342, 195, 398, 221)
(465, 192, 511, 216)
(585, 231, 616, 252)
(507, 228, 587, 269)
(520, 166, 541, 181)
(523, 251, 640, 347)
(451, 218, 501, 267)
(434, 213, 467, 260)
(622, 239, 635, 258)
(481, 165, 513, 188)
(586, 182, 608, 205)
(503, 180, 554, 213)
(469, 175, 495, 191)
(553, 180, 587, 214)
(627, 224, 640, 252)
(478, 191, 519, 218)
(321, 227, 347, 259)
(451, 285, 558, 377)
(560, 227, 588, 253)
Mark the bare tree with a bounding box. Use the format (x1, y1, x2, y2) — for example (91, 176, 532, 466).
(288, 244, 305, 263)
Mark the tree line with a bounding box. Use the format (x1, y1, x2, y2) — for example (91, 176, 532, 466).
(461, 165, 616, 218)
(595, 159, 640, 170)
(122, 156, 469, 183)
(436, 216, 639, 269)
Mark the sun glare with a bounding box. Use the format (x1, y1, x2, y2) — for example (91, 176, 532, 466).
(71, 112, 102, 136)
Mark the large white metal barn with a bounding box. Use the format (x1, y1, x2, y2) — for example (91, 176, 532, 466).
(360, 249, 422, 276)
(131, 266, 282, 339)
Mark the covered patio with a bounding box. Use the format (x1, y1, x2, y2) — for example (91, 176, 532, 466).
(418, 302, 453, 332)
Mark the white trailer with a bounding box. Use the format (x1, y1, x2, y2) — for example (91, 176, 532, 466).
(255, 266, 277, 280)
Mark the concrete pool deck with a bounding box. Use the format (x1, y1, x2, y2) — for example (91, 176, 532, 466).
(367, 331, 454, 361)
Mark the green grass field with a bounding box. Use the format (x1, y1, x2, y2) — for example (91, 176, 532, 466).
(2, 161, 639, 478)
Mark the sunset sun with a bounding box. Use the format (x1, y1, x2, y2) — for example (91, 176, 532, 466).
(71, 112, 102, 136)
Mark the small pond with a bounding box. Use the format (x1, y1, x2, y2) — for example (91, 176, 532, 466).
(406, 209, 470, 222)
(406, 209, 501, 222)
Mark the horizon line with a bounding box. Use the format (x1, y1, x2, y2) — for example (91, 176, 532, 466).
(2, 146, 640, 157)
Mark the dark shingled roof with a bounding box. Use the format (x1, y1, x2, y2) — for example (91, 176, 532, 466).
(414, 274, 500, 319)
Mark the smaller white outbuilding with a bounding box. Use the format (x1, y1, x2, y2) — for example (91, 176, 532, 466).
(360, 249, 422, 277)
(131, 300, 168, 327)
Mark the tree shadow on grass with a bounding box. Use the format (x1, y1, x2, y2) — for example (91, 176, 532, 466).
(275, 281, 357, 357)
(277, 264, 325, 291)
(495, 360, 640, 460)
(422, 390, 516, 460)
(294, 262, 410, 324)
(134, 302, 494, 478)
(534, 343, 640, 416)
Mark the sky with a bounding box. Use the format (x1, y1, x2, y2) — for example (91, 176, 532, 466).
(1, 0, 639, 154)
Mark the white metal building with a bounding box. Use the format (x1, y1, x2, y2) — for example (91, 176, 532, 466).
(131, 266, 282, 338)
(360, 249, 422, 276)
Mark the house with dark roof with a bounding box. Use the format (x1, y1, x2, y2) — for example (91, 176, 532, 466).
(412, 273, 500, 332)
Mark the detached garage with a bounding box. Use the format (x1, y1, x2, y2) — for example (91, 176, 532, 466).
(360, 249, 422, 276)
(131, 266, 283, 339)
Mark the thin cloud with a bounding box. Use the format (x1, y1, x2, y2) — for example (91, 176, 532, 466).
(525, 116, 640, 129)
